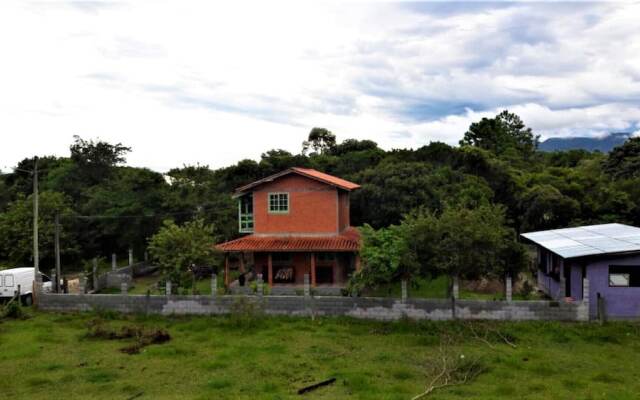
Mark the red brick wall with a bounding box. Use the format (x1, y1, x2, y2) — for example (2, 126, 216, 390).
(337, 190, 350, 232)
(252, 174, 339, 234)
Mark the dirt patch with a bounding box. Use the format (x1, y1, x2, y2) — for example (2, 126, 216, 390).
(86, 319, 171, 354)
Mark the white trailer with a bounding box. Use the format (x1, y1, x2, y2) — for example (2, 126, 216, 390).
(0, 268, 53, 305)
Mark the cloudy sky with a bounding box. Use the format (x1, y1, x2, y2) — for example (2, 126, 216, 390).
(1, 1, 639, 172)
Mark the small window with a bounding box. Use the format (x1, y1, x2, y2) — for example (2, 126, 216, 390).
(268, 193, 289, 213)
(4, 275, 14, 287)
(609, 265, 640, 287)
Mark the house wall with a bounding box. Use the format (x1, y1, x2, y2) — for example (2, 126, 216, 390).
(586, 254, 640, 319)
(337, 190, 350, 232)
(539, 257, 565, 300)
(569, 263, 584, 300)
(252, 175, 339, 234)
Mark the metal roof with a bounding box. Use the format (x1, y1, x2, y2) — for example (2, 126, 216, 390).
(521, 223, 640, 259)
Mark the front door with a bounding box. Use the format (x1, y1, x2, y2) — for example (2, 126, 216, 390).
(316, 266, 333, 284)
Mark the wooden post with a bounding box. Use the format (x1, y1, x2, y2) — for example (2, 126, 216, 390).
(239, 253, 245, 274)
(54, 212, 61, 293)
(354, 254, 361, 272)
(224, 254, 229, 287)
(267, 253, 273, 288)
(310, 252, 316, 287)
(92, 258, 98, 291)
(128, 249, 133, 266)
(211, 273, 217, 297)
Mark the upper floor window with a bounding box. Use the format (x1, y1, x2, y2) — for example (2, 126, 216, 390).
(238, 194, 253, 233)
(268, 192, 289, 213)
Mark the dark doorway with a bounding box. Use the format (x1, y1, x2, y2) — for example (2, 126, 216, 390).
(564, 265, 571, 297)
(316, 266, 333, 284)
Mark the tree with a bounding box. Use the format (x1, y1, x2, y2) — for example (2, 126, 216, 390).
(302, 127, 337, 155)
(259, 149, 310, 176)
(349, 223, 418, 293)
(460, 110, 539, 159)
(147, 219, 220, 287)
(79, 167, 169, 257)
(603, 137, 640, 179)
(70, 135, 131, 186)
(0, 191, 79, 267)
(351, 205, 527, 293)
(518, 184, 581, 232)
(428, 206, 517, 281)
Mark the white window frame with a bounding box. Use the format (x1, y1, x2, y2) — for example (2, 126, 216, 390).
(268, 192, 289, 214)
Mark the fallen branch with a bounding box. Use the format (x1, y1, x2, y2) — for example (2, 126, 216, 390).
(297, 378, 336, 395)
(411, 336, 485, 400)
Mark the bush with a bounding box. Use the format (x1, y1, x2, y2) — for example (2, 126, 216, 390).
(1, 300, 24, 319)
(228, 297, 263, 329)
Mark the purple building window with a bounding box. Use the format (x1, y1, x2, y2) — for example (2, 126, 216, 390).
(608, 265, 640, 287)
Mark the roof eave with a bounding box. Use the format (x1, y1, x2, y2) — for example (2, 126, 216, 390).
(233, 168, 360, 195)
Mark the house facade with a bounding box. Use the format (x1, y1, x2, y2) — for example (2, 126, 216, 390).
(522, 223, 640, 319)
(216, 167, 361, 293)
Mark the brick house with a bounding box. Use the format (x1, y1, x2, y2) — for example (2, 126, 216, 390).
(216, 167, 361, 292)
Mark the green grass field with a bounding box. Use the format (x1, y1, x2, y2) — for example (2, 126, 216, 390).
(0, 310, 639, 399)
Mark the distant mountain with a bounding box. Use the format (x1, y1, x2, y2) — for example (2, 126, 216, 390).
(539, 132, 631, 152)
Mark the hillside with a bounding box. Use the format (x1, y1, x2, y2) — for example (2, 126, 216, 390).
(539, 132, 631, 152)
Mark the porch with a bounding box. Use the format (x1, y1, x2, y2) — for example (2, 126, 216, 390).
(223, 251, 360, 289)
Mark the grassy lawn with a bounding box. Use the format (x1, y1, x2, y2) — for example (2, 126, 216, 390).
(1, 311, 640, 399)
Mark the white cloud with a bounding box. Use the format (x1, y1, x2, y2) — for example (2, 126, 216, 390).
(0, 1, 639, 172)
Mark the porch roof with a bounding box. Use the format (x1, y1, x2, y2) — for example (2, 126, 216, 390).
(216, 228, 361, 252)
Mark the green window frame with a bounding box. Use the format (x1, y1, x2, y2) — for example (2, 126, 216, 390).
(238, 194, 254, 233)
(268, 192, 289, 214)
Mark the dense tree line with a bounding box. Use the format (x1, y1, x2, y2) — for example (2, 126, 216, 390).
(1, 112, 639, 282)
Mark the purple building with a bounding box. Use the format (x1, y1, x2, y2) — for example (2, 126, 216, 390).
(522, 223, 640, 320)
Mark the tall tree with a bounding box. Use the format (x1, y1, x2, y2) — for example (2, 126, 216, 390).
(70, 136, 131, 186)
(460, 110, 539, 159)
(302, 127, 337, 155)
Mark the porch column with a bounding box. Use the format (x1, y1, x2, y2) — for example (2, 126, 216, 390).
(355, 254, 361, 272)
(267, 252, 273, 287)
(311, 252, 316, 287)
(239, 253, 245, 274)
(224, 254, 229, 287)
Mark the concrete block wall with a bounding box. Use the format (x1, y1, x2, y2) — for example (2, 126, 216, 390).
(38, 293, 589, 322)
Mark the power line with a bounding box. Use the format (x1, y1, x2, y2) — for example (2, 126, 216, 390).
(58, 206, 219, 221)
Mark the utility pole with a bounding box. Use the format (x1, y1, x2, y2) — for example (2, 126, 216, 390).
(33, 156, 40, 282)
(55, 212, 61, 293)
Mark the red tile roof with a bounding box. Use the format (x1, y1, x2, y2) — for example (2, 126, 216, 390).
(235, 167, 360, 194)
(216, 228, 361, 252)
(290, 167, 361, 191)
